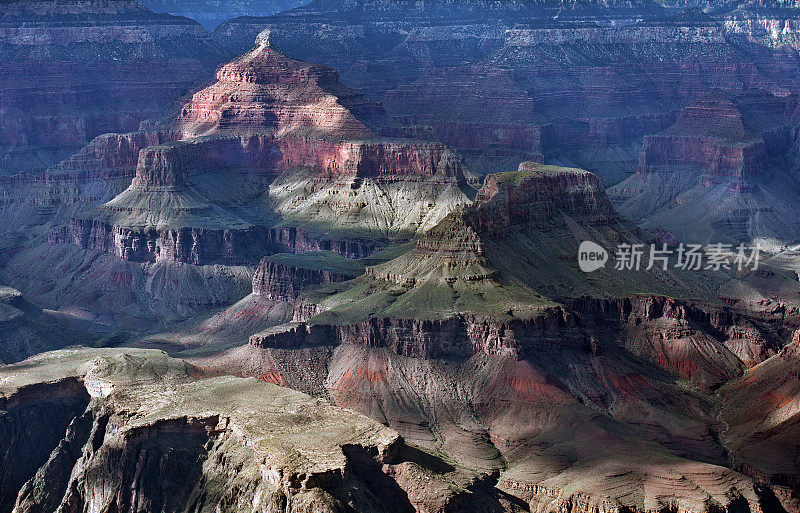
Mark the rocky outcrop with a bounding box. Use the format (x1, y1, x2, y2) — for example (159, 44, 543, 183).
(0, 0, 228, 175)
(250, 306, 588, 359)
(610, 90, 800, 243)
(465, 162, 620, 235)
(49, 218, 275, 265)
(213, 4, 800, 184)
(252, 253, 363, 302)
(46, 30, 473, 266)
(0, 377, 90, 512)
(0, 348, 422, 513)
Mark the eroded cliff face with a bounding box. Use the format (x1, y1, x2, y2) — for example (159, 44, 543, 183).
(610, 90, 800, 243)
(465, 162, 620, 235)
(3, 348, 464, 513)
(198, 162, 800, 513)
(213, 2, 800, 183)
(40, 32, 473, 270)
(252, 254, 362, 302)
(0, 0, 229, 175)
(0, 377, 90, 511)
(720, 332, 800, 509)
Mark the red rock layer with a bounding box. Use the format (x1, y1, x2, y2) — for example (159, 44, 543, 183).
(117, 133, 458, 188)
(635, 91, 800, 179)
(177, 33, 382, 139)
(0, 0, 228, 174)
(465, 162, 619, 235)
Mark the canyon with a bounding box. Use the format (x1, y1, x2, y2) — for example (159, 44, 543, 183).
(196, 163, 800, 512)
(610, 90, 800, 243)
(213, 0, 800, 183)
(0, 0, 230, 175)
(3, 2, 800, 512)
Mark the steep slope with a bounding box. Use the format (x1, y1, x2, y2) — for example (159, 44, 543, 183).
(49, 30, 471, 267)
(0, 0, 229, 175)
(199, 162, 798, 513)
(213, 2, 800, 183)
(2, 348, 496, 513)
(719, 331, 800, 508)
(2, 29, 473, 332)
(610, 90, 800, 243)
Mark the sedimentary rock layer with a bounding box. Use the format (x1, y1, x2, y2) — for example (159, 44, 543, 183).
(610, 90, 800, 242)
(0, 348, 431, 513)
(0, 0, 228, 175)
(213, 4, 800, 182)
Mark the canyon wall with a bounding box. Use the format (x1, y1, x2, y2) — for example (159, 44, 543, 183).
(1, 349, 439, 513)
(214, 3, 800, 183)
(0, 0, 230, 175)
(610, 90, 800, 242)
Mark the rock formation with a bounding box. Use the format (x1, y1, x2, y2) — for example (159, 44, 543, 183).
(1, 348, 471, 513)
(610, 90, 800, 243)
(0, 28, 474, 331)
(0, 0, 229, 175)
(43, 30, 473, 268)
(213, 1, 800, 183)
(194, 162, 800, 513)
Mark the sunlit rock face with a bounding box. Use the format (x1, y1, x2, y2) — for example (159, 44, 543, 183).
(176, 31, 384, 139)
(0, 29, 474, 330)
(610, 90, 800, 243)
(0, 348, 425, 513)
(44, 33, 472, 267)
(0, 0, 229, 175)
(213, 1, 800, 182)
(202, 161, 800, 513)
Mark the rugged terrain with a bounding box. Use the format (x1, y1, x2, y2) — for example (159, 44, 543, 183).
(194, 163, 800, 513)
(212, 0, 800, 182)
(2, 347, 508, 513)
(0, 0, 230, 175)
(2, 2, 800, 512)
(0, 28, 474, 331)
(611, 90, 800, 243)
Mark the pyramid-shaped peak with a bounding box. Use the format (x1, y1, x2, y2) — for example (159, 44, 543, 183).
(177, 33, 388, 138)
(366, 212, 496, 287)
